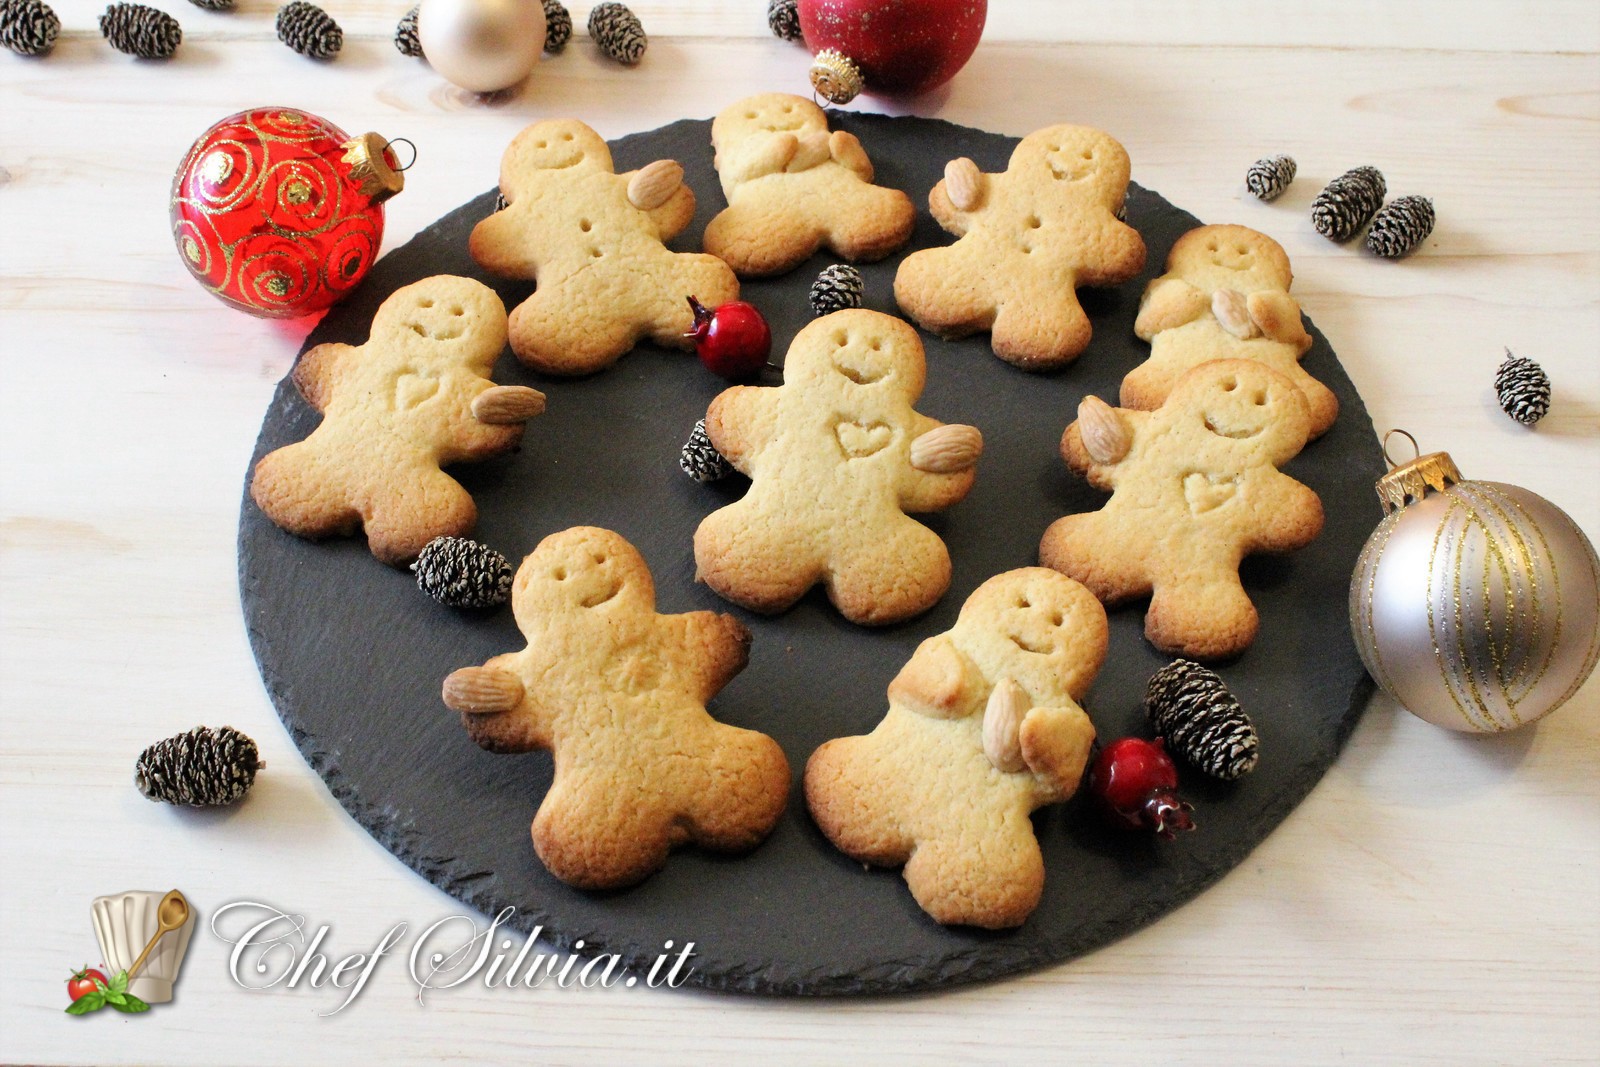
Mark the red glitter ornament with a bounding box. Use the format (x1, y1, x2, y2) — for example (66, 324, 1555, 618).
(798, 0, 986, 97)
(169, 107, 405, 319)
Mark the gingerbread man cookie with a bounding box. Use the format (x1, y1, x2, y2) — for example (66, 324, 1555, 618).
(805, 568, 1105, 928)
(1122, 224, 1338, 438)
(469, 119, 740, 376)
(893, 124, 1146, 370)
(703, 93, 915, 276)
(250, 275, 545, 565)
(441, 527, 789, 890)
(694, 309, 983, 626)
(1039, 360, 1324, 659)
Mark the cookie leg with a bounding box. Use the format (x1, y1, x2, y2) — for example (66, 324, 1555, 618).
(803, 735, 914, 867)
(893, 247, 995, 339)
(821, 184, 916, 264)
(1145, 575, 1259, 660)
(250, 444, 362, 542)
(991, 294, 1092, 370)
(1038, 515, 1151, 605)
(825, 518, 951, 625)
(508, 281, 639, 376)
(363, 469, 477, 566)
(704, 202, 822, 277)
(694, 502, 823, 614)
(683, 726, 790, 853)
(902, 826, 1045, 930)
(532, 774, 677, 890)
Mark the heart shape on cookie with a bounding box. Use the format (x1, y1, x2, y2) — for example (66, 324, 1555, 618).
(393, 371, 441, 411)
(834, 420, 894, 459)
(1183, 471, 1239, 514)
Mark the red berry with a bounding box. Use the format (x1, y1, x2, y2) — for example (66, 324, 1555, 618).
(1088, 737, 1195, 839)
(687, 297, 772, 381)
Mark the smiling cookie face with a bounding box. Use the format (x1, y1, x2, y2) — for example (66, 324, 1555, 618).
(1012, 125, 1131, 209)
(500, 120, 611, 198)
(371, 276, 507, 366)
(712, 93, 827, 146)
(1170, 360, 1310, 463)
(959, 568, 1108, 701)
(513, 527, 654, 633)
(786, 310, 924, 397)
(1166, 224, 1293, 294)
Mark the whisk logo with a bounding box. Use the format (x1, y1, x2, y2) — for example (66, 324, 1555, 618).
(66, 889, 194, 1016)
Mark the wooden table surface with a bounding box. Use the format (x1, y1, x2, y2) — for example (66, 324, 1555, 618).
(2, 3, 1597, 1064)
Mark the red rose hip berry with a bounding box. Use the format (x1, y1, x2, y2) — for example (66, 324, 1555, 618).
(687, 296, 772, 380)
(1088, 737, 1195, 839)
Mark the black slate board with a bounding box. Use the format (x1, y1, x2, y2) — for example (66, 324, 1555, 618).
(238, 115, 1385, 996)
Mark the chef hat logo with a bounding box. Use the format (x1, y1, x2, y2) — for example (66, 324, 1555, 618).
(90, 891, 195, 1005)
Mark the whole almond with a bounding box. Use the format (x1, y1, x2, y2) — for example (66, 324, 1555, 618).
(443, 667, 525, 713)
(472, 385, 546, 424)
(944, 157, 984, 211)
(1212, 288, 1261, 339)
(910, 423, 983, 473)
(1077, 395, 1130, 465)
(983, 678, 1029, 773)
(627, 159, 684, 211)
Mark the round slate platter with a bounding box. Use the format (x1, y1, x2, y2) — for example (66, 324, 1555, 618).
(239, 114, 1385, 996)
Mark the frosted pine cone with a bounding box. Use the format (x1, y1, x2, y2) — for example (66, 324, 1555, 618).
(587, 2, 645, 64)
(542, 0, 571, 52)
(276, 0, 341, 60)
(99, 2, 181, 59)
(1494, 350, 1551, 427)
(394, 5, 421, 56)
(681, 420, 733, 483)
(809, 264, 865, 317)
(1245, 155, 1296, 201)
(0, 0, 61, 55)
(1311, 165, 1386, 242)
(413, 536, 514, 608)
(135, 726, 263, 807)
(767, 0, 801, 41)
(1145, 659, 1259, 781)
(1365, 195, 1435, 258)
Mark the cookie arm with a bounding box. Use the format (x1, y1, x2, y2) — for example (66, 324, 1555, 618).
(703, 386, 778, 473)
(291, 342, 354, 412)
(1080, 219, 1147, 287)
(625, 164, 697, 242)
(1247, 290, 1313, 352)
(1019, 704, 1095, 801)
(721, 133, 801, 185)
(469, 210, 538, 278)
(657, 610, 752, 701)
(1133, 277, 1207, 341)
(828, 131, 873, 182)
(900, 416, 981, 512)
(1250, 473, 1325, 553)
(887, 635, 984, 719)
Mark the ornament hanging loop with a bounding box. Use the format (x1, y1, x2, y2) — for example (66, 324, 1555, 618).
(1381, 428, 1419, 469)
(383, 137, 419, 172)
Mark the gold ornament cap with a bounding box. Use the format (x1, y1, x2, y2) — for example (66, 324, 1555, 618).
(1374, 430, 1462, 513)
(341, 133, 405, 204)
(810, 49, 864, 105)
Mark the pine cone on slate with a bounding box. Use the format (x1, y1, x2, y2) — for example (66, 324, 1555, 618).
(99, 2, 182, 59)
(135, 726, 263, 807)
(809, 264, 865, 317)
(1245, 154, 1296, 201)
(587, 1, 645, 65)
(1494, 349, 1551, 427)
(681, 419, 733, 483)
(1365, 195, 1435, 259)
(0, 0, 60, 55)
(1311, 165, 1386, 242)
(767, 0, 801, 41)
(1145, 659, 1260, 781)
(412, 536, 515, 608)
(276, 0, 341, 60)
(395, 4, 421, 56)
(542, 0, 571, 52)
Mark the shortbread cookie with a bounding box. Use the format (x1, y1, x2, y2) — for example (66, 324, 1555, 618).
(469, 119, 740, 375)
(704, 93, 915, 276)
(805, 568, 1104, 928)
(250, 276, 545, 565)
(441, 527, 789, 890)
(1122, 224, 1337, 437)
(694, 309, 982, 626)
(1040, 360, 1323, 659)
(893, 124, 1146, 370)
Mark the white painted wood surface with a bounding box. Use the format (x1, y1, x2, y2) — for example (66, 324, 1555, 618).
(2, 4, 1597, 1064)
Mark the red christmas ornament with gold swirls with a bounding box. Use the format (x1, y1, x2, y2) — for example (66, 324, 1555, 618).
(798, 0, 986, 102)
(170, 108, 405, 319)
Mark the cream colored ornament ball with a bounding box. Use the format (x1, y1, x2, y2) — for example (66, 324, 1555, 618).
(418, 0, 546, 94)
(1349, 443, 1600, 733)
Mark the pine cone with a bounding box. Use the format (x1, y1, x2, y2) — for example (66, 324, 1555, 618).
(492, 191, 509, 214)
(542, 0, 571, 52)
(413, 536, 514, 608)
(276, 0, 341, 60)
(0, 0, 60, 56)
(1145, 660, 1259, 781)
(587, 1, 645, 65)
(1311, 165, 1385, 242)
(1245, 154, 1296, 201)
(135, 726, 262, 807)
(1365, 194, 1435, 259)
(809, 264, 864, 317)
(681, 419, 733, 483)
(99, 2, 181, 59)
(186, 0, 233, 10)
(767, 0, 801, 41)
(394, 4, 421, 57)
(1494, 349, 1551, 427)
